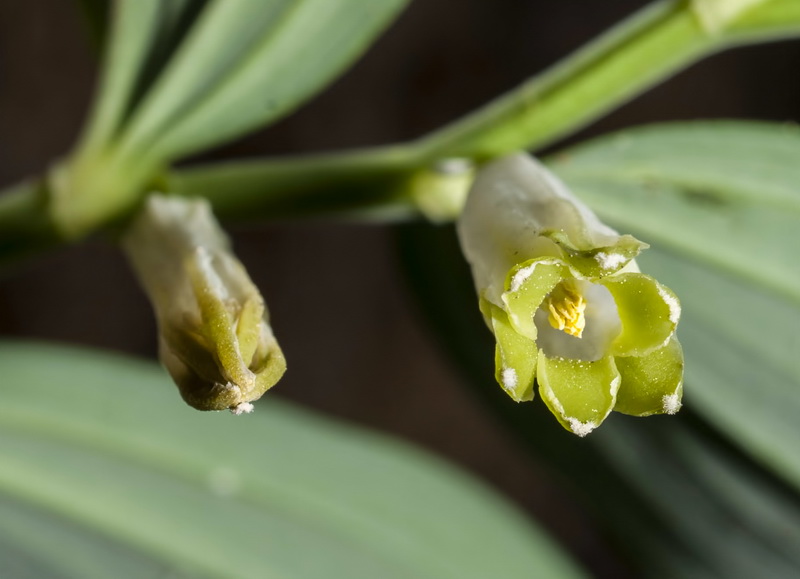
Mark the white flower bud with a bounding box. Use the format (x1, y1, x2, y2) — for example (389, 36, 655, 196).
(122, 195, 285, 412)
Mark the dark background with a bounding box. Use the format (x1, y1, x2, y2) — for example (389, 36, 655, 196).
(2, 2, 800, 576)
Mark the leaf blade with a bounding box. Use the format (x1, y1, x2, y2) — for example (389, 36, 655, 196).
(121, 0, 409, 161)
(0, 342, 584, 579)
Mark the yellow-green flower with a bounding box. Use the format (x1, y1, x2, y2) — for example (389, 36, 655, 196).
(123, 195, 286, 413)
(457, 154, 683, 436)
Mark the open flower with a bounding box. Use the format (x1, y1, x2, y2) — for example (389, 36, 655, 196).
(123, 195, 286, 414)
(457, 154, 683, 436)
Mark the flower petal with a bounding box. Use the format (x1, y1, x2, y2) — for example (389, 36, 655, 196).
(614, 336, 684, 417)
(542, 230, 647, 278)
(480, 298, 536, 402)
(501, 258, 570, 340)
(537, 352, 620, 436)
(601, 273, 680, 357)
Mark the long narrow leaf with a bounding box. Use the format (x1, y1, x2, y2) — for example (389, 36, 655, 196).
(78, 0, 164, 153)
(131, 0, 408, 160)
(118, 0, 296, 156)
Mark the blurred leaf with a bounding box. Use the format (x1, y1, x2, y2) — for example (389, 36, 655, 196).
(78, 0, 163, 152)
(594, 414, 800, 578)
(637, 248, 800, 489)
(550, 122, 800, 490)
(553, 121, 800, 302)
(79, 0, 208, 153)
(117, 0, 298, 155)
(118, 0, 408, 161)
(397, 222, 800, 578)
(0, 343, 584, 579)
(0, 495, 201, 579)
(124, 0, 210, 120)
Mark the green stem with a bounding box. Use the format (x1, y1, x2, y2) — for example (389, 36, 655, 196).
(172, 0, 800, 221)
(169, 144, 424, 222)
(0, 180, 60, 268)
(413, 0, 778, 159)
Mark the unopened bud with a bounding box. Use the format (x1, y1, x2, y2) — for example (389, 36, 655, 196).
(122, 195, 286, 412)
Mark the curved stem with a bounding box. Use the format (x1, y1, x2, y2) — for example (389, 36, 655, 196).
(171, 0, 800, 222)
(413, 0, 797, 160)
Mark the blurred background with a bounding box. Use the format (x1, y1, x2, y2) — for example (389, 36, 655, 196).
(1, 1, 800, 576)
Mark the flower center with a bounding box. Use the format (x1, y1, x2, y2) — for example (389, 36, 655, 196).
(544, 279, 586, 338)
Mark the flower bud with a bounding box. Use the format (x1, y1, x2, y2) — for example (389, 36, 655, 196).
(458, 154, 683, 436)
(122, 195, 286, 413)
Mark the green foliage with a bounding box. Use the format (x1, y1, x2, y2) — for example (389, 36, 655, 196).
(0, 343, 585, 579)
(552, 122, 800, 490)
(52, 0, 408, 237)
(112, 0, 408, 161)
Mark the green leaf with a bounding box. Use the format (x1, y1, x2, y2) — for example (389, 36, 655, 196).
(78, 0, 207, 154)
(550, 121, 800, 490)
(639, 247, 800, 488)
(0, 342, 584, 579)
(0, 495, 200, 579)
(119, 0, 409, 161)
(77, 0, 164, 153)
(593, 416, 800, 579)
(117, 0, 298, 157)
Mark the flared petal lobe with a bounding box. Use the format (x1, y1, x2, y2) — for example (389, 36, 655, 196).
(601, 273, 680, 357)
(481, 299, 537, 402)
(537, 353, 621, 437)
(615, 336, 684, 417)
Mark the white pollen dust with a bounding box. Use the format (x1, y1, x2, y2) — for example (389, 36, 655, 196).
(502, 367, 518, 391)
(510, 265, 535, 293)
(594, 252, 627, 270)
(656, 285, 681, 324)
(568, 418, 597, 438)
(230, 402, 254, 415)
(662, 393, 682, 415)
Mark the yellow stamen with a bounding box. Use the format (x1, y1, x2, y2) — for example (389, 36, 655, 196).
(545, 280, 586, 338)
